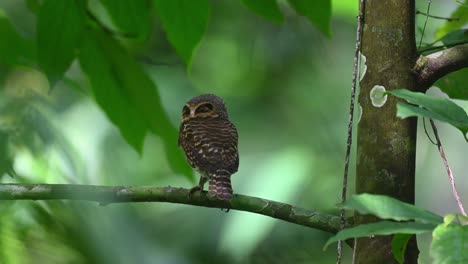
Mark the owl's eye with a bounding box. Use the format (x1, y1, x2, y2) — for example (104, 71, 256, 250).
(182, 106, 190, 117)
(195, 103, 214, 114)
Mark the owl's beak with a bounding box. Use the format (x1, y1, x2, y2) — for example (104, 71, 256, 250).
(190, 109, 196, 117)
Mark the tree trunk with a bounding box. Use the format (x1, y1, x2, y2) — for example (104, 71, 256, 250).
(356, 0, 419, 263)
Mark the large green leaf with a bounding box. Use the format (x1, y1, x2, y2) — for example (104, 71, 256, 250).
(79, 31, 147, 153)
(241, 0, 284, 24)
(37, 0, 85, 85)
(430, 222, 468, 264)
(153, 0, 210, 65)
(287, 0, 331, 37)
(435, 1, 468, 39)
(0, 10, 35, 65)
(342, 193, 443, 224)
(79, 30, 193, 179)
(388, 89, 468, 140)
(435, 68, 468, 100)
(100, 0, 152, 40)
(324, 221, 435, 250)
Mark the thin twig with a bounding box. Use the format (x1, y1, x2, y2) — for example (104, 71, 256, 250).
(418, 1, 432, 50)
(429, 119, 466, 216)
(416, 10, 460, 21)
(337, 0, 366, 263)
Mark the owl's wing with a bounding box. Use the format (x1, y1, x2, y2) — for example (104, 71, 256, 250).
(202, 120, 239, 173)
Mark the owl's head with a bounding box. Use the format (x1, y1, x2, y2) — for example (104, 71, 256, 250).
(182, 94, 229, 121)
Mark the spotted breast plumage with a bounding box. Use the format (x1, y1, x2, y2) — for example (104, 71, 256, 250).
(178, 94, 239, 200)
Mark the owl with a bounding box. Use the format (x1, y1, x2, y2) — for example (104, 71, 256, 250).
(178, 94, 239, 200)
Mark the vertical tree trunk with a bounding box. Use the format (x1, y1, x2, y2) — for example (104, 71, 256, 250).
(356, 0, 418, 263)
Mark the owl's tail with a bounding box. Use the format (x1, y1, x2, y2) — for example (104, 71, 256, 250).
(208, 170, 233, 200)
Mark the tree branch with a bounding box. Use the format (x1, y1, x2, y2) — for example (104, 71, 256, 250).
(0, 184, 341, 233)
(415, 44, 468, 90)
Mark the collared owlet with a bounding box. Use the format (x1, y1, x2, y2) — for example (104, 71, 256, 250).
(178, 94, 239, 200)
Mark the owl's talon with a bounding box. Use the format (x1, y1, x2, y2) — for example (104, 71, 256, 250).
(188, 186, 202, 198)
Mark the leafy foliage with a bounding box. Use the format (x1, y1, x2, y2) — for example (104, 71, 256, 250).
(100, 0, 153, 40)
(79, 29, 193, 179)
(391, 233, 412, 264)
(326, 193, 468, 263)
(287, 0, 332, 37)
(0, 0, 337, 179)
(153, 0, 210, 66)
(0, 10, 35, 66)
(430, 215, 468, 264)
(435, 1, 468, 39)
(435, 68, 468, 100)
(341, 193, 442, 224)
(241, 0, 284, 24)
(324, 221, 435, 250)
(37, 0, 85, 85)
(326, 194, 442, 250)
(78, 30, 148, 153)
(0, 130, 14, 177)
(438, 29, 468, 47)
(388, 89, 468, 140)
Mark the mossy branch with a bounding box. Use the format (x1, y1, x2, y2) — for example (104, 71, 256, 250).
(415, 43, 468, 90)
(0, 184, 341, 234)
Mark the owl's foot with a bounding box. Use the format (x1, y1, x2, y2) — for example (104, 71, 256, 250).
(189, 177, 208, 198)
(188, 185, 203, 198)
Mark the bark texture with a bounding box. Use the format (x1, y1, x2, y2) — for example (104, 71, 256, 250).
(356, 0, 418, 263)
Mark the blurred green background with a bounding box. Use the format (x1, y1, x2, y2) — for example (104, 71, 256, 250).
(0, 0, 467, 263)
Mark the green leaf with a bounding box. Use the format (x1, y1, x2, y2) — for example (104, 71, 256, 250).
(435, 1, 468, 39)
(37, 0, 85, 85)
(324, 221, 435, 250)
(430, 222, 468, 264)
(0, 130, 15, 178)
(100, 0, 152, 40)
(287, 0, 331, 37)
(392, 233, 412, 264)
(443, 214, 457, 226)
(241, 0, 284, 24)
(153, 0, 210, 65)
(26, 0, 41, 14)
(388, 89, 468, 140)
(439, 29, 468, 46)
(0, 10, 35, 65)
(342, 193, 443, 224)
(79, 29, 193, 179)
(435, 68, 468, 100)
(421, 29, 468, 55)
(78, 30, 147, 153)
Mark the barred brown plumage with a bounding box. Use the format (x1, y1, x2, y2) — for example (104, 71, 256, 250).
(178, 94, 239, 200)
